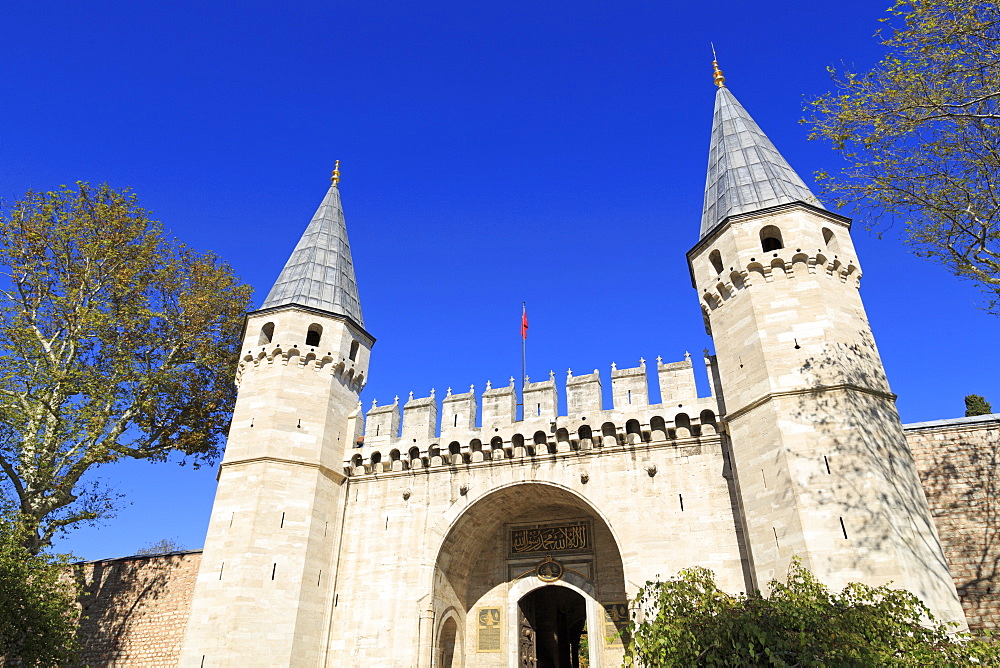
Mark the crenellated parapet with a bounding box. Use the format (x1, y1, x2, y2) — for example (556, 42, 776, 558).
(236, 343, 367, 391)
(344, 354, 724, 476)
(346, 403, 723, 476)
(699, 250, 861, 316)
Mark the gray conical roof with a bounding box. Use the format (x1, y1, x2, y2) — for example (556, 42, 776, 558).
(260, 183, 364, 326)
(700, 86, 823, 237)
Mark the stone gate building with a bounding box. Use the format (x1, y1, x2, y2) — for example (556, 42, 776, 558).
(78, 65, 993, 666)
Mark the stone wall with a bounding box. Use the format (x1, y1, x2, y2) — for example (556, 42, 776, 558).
(906, 414, 1000, 630)
(75, 550, 201, 666)
(63, 412, 999, 666)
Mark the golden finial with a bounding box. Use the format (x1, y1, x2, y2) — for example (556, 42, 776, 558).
(711, 43, 726, 88)
(331, 160, 341, 186)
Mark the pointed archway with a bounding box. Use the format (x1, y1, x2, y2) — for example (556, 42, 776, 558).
(432, 482, 627, 667)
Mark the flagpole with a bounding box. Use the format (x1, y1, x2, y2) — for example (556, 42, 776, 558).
(521, 301, 526, 393)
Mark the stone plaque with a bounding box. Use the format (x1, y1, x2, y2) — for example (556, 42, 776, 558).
(603, 602, 629, 647)
(476, 607, 502, 653)
(510, 521, 589, 555)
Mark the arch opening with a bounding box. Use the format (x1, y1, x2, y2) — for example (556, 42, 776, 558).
(517, 585, 587, 668)
(432, 482, 627, 667)
(438, 616, 459, 668)
(760, 225, 784, 252)
(306, 323, 323, 347)
(823, 227, 840, 253)
(709, 249, 724, 275)
(258, 322, 274, 345)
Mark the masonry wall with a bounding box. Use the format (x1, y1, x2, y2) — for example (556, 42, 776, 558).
(906, 415, 1000, 631)
(75, 551, 201, 667)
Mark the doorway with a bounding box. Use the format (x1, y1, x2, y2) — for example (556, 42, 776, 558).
(517, 586, 587, 668)
(439, 617, 458, 668)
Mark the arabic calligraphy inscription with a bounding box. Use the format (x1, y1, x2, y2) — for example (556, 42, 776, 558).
(510, 522, 590, 555)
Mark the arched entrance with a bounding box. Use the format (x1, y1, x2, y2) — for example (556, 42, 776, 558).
(439, 616, 459, 668)
(517, 586, 587, 668)
(432, 482, 627, 667)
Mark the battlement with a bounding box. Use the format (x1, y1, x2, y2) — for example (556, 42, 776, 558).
(699, 250, 861, 317)
(236, 343, 366, 392)
(345, 354, 723, 476)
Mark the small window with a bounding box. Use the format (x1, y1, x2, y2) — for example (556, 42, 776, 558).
(306, 323, 323, 347)
(258, 322, 274, 345)
(760, 225, 784, 252)
(709, 249, 724, 274)
(349, 340, 360, 361)
(822, 227, 839, 252)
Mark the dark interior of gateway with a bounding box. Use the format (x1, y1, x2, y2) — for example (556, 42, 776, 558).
(517, 586, 588, 668)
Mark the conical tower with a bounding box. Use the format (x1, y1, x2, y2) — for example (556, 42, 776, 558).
(180, 164, 375, 665)
(687, 63, 966, 625)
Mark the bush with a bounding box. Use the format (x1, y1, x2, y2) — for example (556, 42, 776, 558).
(625, 558, 997, 666)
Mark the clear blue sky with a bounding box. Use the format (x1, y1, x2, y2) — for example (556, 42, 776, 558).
(3, 1, 996, 560)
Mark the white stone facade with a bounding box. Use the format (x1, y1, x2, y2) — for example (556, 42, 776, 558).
(178, 79, 968, 666)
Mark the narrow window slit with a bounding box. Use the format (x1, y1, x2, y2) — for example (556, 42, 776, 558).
(773, 527, 780, 549)
(219, 562, 224, 580)
(824, 455, 831, 474)
(628, 389, 632, 404)
(317, 570, 322, 586)
(840, 517, 848, 539)
(761, 469, 766, 488)
(280, 512, 285, 528)
(679, 494, 684, 511)
(230, 512, 234, 527)
(454, 414, 458, 427)
(271, 563, 277, 580)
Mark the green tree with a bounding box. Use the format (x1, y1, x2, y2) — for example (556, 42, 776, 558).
(965, 393, 994, 415)
(0, 183, 252, 554)
(807, 0, 1000, 312)
(625, 559, 998, 666)
(0, 514, 80, 666)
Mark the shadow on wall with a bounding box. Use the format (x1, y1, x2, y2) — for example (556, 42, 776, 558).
(910, 423, 1000, 630)
(73, 551, 198, 666)
(783, 332, 968, 620)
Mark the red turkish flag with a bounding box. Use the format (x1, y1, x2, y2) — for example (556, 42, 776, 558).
(521, 307, 529, 339)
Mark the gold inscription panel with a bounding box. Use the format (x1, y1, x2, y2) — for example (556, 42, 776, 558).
(476, 607, 502, 652)
(603, 602, 629, 647)
(509, 521, 590, 555)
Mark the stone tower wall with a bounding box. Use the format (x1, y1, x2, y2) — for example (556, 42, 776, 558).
(179, 307, 372, 667)
(688, 203, 966, 626)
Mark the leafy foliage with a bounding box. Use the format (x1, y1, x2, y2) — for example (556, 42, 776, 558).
(965, 393, 994, 415)
(0, 515, 79, 666)
(807, 0, 1000, 312)
(625, 558, 998, 666)
(0, 183, 252, 554)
